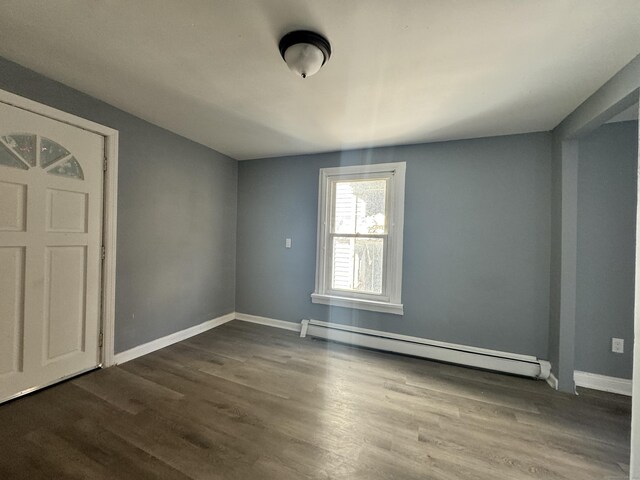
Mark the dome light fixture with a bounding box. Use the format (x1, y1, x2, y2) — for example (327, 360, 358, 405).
(279, 30, 331, 79)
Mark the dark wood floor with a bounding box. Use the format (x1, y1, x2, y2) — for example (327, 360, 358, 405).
(0, 321, 631, 479)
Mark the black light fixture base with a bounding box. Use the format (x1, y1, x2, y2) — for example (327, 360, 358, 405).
(278, 30, 332, 65)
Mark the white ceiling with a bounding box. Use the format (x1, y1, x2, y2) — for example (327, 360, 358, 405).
(0, 1, 639, 160)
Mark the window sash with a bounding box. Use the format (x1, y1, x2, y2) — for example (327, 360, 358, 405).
(324, 172, 394, 301)
(325, 233, 389, 300)
(328, 176, 391, 236)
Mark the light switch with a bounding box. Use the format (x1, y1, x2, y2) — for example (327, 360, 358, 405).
(285, 238, 292, 249)
(612, 338, 624, 354)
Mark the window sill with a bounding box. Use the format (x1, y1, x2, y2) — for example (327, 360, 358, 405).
(311, 293, 404, 315)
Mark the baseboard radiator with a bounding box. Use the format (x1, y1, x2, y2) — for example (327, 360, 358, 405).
(300, 319, 551, 380)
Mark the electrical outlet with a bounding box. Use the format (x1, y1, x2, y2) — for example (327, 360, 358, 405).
(285, 238, 292, 249)
(611, 338, 624, 354)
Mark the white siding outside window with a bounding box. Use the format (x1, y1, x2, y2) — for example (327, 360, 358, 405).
(312, 162, 406, 315)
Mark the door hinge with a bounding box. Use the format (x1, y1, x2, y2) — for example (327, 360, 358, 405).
(103, 157, 108, 171)
(98, 331, 104, 347)
(101, 246, 106, 260)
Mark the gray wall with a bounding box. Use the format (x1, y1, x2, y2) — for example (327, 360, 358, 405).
(549, 54, 640, 392)
(237, 133, 552, 358)
(548, 138, 580, 391)
(0, 57, 238, 353)
(575, 121, 638, 379)
(548, 136, 562, 378)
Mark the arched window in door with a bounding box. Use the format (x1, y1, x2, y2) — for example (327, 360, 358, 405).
(0, 134, 84, 180)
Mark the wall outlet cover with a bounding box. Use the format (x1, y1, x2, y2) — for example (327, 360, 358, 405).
(611, 338, 624, 354)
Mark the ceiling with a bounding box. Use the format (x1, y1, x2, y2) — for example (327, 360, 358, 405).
(0, 1, 639, 160)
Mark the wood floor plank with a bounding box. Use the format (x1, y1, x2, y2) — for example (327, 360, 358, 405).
(72, 366, 184, 413)
(0, 320, 632, 479)
(57, 418, 193, 480)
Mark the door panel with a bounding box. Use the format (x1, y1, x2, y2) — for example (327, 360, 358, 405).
(0, 181, 26, 231)
(0, 246, 25, 376)
(0, 101, 103, 402)
(43, 246, 87, 361)
(46, 188, 88, 233)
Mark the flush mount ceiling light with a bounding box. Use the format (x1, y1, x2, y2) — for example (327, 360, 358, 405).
(279, 30, 331, 79)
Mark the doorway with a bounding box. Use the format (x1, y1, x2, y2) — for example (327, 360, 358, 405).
(0, 92, 118, 402)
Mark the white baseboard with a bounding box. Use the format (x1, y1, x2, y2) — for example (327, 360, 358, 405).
(235, 312, 301, 332)
(574, 370, 633, 396)
(546, 372, 558, 390)
(300, 319, 551, 380)
(113, 312, 235, 365)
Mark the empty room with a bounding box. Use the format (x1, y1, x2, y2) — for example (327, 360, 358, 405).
(0, 1, 639, 479)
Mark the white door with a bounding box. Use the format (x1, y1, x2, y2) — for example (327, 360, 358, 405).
(0, 101, 104, 402)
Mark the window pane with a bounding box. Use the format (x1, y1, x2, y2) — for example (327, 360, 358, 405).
(332, 237, 384, 294)
(333, 179, 386, 234)
(0, 143, 28, 170)
(41, 138, 71, 168)
(48, 157, 84, 180)
(2, 135, 36, 166)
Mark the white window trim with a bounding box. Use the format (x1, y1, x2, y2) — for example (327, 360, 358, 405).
(312, 162, 406, 315)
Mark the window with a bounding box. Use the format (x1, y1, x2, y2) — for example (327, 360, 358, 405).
(0, 134, 84, 179)
(312, 162, 406, 315)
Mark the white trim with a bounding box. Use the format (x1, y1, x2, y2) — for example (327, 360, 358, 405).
(311, 293, 403, 315)
(101, 131, 118, 367)
(546, 372, 559, 390)
(235, 312, 301, 332)
(313, 162, 406, 314)
(0, 90, 119, 137)
(574, 371, 633, 396)
(633, 96, 640, 479)
(301, 319, 550, 379)
(113, 312, 235, 365)
(0, 89, 119, 368)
